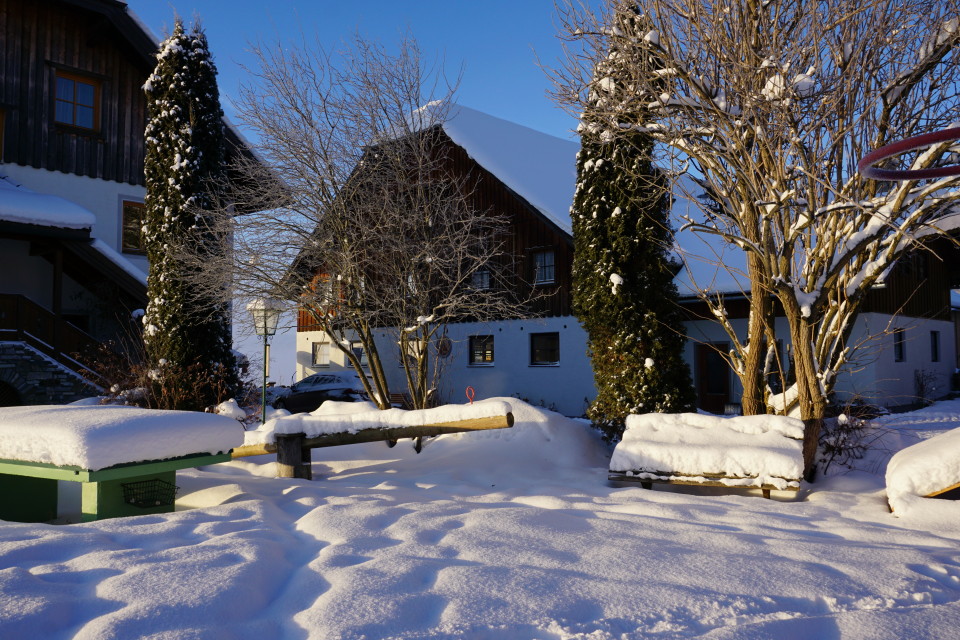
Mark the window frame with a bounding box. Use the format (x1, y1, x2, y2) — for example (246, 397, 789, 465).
(120, 200, 146, 255)
(893, 327, 906, 362)
(471, 268, 491, 290)
(468, 335, 495, 366)
(350, 340, 368, 368)
(530, 331, 560, 366)
(531, 249, 556, 285)
(53, 70, 101, 132)
(311, 341, 331, 367)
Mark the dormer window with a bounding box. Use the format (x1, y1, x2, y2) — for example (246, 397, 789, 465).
(54, 71, 99, 131)
(532, 249, 555, 285)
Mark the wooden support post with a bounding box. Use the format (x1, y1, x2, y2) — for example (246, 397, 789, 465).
(276, 433, 311, 480)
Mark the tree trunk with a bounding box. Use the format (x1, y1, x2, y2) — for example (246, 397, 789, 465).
(741, 258, 772, 415)
(787, 312, 827, 481)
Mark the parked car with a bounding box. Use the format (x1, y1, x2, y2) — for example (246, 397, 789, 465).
(273, 373, 367, 413)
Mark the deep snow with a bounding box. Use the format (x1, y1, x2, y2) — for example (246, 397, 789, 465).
(1, 398, 959, 639)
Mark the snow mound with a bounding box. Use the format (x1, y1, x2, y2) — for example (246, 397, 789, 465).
(0, 405, 244, 470)
(310, 400, 379, 416)
(610, 412, 804, 485)
(214, 399, 247, 421)
(886, 425, 960, 514)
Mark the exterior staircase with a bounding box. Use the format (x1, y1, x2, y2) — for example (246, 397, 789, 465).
(0, 294, 102, 405)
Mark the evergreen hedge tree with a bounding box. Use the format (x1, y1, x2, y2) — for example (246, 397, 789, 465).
(571, 7, 695, 442)
(142, 19, 238, 410)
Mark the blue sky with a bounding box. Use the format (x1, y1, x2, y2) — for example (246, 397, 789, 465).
(125, 0, 581, 141)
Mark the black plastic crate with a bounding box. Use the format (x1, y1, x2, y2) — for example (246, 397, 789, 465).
(121, 478, 179, 508)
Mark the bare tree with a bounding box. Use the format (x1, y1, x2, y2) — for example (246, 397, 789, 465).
(553, 0, 960, 474)
(181, 34, 521, 410)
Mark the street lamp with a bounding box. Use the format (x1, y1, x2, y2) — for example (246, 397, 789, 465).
(247, 298, 283, 424)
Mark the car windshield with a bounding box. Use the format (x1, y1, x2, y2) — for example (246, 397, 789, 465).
(292, 374, 356, 391)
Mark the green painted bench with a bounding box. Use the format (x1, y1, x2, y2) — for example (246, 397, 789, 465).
(0, 405, 244, 523)
(0, 452, 232, 522)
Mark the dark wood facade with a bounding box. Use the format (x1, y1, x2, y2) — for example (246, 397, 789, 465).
(0, 0, 156, 184)
(297, 127, 575, 332)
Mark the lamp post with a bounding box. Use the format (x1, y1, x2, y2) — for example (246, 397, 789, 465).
(247, 298, 282, 424)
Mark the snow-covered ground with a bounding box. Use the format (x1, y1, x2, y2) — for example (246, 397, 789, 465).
(2, 399, 960, 639)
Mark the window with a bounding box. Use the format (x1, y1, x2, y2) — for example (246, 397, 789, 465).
(469, 335, 494, 365)
(471, 268, 491, 290)
(0, 109, 5, 161)
(931, 330, 941, 363)
(893, 328, 906, 362)
(121, 201, 146, 254)
(312, 341, 330, 367)
(54, 71, 99, 130)
(530, 332, 560, 366)
(532, 249, 555, 284)
(350, 341, 368, 367)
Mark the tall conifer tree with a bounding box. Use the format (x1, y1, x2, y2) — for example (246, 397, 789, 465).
(572, 6, 694, 442)
(142, 19, 237, 409)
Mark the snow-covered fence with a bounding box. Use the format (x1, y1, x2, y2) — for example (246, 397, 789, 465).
(609, 413, 805, 499)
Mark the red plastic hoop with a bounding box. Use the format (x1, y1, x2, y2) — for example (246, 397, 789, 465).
(465, 386, 475, 405)
(858, 127, 960, 181)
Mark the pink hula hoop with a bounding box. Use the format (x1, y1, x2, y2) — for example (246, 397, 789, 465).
(858, 127, 960, 181)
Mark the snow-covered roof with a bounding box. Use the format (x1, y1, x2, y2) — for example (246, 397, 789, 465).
(409, 105, 746, 295)
(89, 239, 148, 286)
(670, 176, 750, 297)
(0, 176, 96, 230)
(434, 104, 580, 234)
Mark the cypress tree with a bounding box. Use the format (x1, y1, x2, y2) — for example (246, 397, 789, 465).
(572, 7, 695, 442)
(142, 19, 238, 409)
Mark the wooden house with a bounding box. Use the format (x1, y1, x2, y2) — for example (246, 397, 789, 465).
(0, 0, 251, 405)
(293, 104, 959, 416)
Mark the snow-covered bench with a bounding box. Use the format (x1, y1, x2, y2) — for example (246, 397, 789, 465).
(0, 405, 243, 522)
(608, 413, 805, 499)
(886, 425, 960, 514)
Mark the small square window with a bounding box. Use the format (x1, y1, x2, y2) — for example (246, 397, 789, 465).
(471, 268, 491, 290)
(893, 328, 906, 362)
(530, 332, 560, 366)
(54, 71, 100, 131)
(931, 330, 941, 363)
(121, 201, 146, 254)
(469, 335, 494, 365)
(532, 249, 555, 285)
(312, 341, 330, 367)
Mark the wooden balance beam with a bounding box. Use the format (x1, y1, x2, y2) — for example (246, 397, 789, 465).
(231, 412, 514, 479)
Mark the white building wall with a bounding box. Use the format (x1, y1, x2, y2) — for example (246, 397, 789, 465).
(834, 312, 956, 408)
(297, 316, 596, 417)
(2, 165, 148, 274)
(294, 312, 956, 416)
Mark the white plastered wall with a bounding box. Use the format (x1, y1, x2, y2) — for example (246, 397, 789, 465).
(1, 165, 148, 274)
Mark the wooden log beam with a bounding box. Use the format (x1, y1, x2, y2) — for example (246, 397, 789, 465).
(232, 413, 514, 459)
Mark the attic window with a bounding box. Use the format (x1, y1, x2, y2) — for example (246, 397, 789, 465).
(54, 71, 100, 131)
(532, 249, 555, 285)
